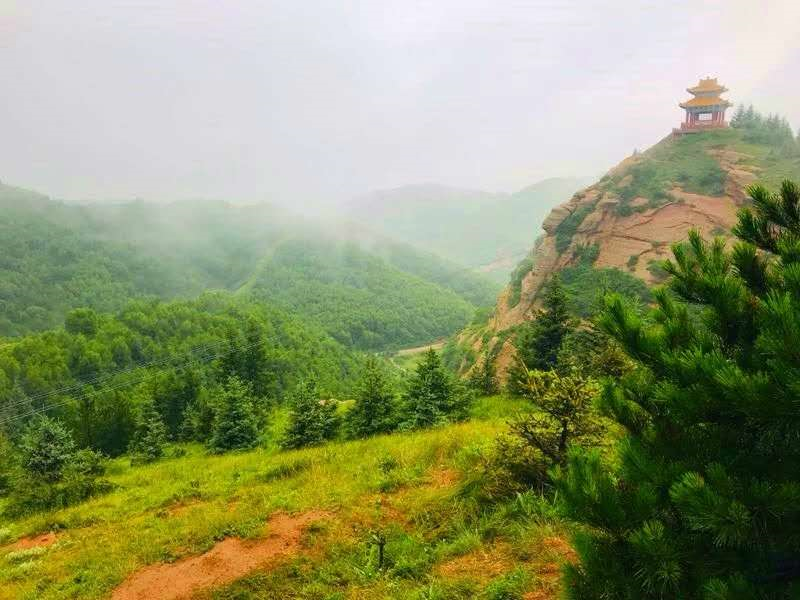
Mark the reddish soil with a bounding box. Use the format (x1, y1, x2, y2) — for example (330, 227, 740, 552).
(541, 536, 577, 562)
(437, 542, 513, 582)
(11, 532, 58, 550)
(429, 467, 458, 488)
(111, 511, 330, 600)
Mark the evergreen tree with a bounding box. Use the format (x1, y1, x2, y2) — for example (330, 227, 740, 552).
(152, 369, 201, 439)
(468, 353, 498, 396)
(510, 367, 602, 470)
(346, 356, 396, 438)
(556, 326, 631, 378)
(508, 274, 572, 394)
(0, 432, 18, 496)
(478, 367, 603, 500)
(209, 376, 260, 453)
(128, 399, 168, 463)
(557, 180, 800, 598)
(219, 317, 270, 398)
(403, 348, 469, 428)
(282, 380, 339, 449)
(20, 416, 76, 483)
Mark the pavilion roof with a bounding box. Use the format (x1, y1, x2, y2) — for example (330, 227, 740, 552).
(687, 77, 728, 94)
(680, 96, 732, 108)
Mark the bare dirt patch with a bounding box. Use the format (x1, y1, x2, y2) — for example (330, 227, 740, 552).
(395, 340, 445, 356)
(11, 532, 58, 550)
(541, 536, 576, 563)
(437, 542, 514, 583)
(111, 510, 330, 600)
(428, 467, 458, 488)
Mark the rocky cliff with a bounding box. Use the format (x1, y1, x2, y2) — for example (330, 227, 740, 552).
(453, 126, 799, 378)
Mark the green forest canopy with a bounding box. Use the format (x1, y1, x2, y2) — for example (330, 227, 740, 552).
(0, 184, 497, 349)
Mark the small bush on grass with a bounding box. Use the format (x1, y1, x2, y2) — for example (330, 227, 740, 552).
(4, 417, 111, 516)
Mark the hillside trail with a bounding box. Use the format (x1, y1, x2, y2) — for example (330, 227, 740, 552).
(394, 340, 446, 356)
(111, 510, 330, 600)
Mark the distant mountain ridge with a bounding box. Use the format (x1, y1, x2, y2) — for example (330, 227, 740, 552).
(348, 177, 594, 282)
(0, 184, 497, 349)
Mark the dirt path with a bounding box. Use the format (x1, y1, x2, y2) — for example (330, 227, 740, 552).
(10, 532, 58, 550)
(394, 340, 445, 356)
(111, 511, 330, 600)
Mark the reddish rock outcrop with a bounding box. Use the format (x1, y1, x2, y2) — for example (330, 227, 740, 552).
(462, 132, 763, 381)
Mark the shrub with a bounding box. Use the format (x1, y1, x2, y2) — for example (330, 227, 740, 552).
(20, 417, 76, 484)
(507, 256, 534, 308)
(560, 263, 651, 318)
(555, 202, 596, 253)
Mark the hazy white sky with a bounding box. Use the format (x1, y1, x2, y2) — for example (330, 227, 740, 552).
(1, 0, 799, 205)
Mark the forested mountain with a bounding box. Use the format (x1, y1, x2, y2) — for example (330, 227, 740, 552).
(348, 178, 593, 281)
(0, 185, 497, 348)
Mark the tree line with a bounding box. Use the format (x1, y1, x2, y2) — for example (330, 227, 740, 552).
(0, 288, 472, 515)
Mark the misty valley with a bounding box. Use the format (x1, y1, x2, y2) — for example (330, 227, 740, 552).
(2, 3, 800, 599)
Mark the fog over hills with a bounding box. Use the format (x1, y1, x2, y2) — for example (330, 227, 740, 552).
(349, 177, 593, 281)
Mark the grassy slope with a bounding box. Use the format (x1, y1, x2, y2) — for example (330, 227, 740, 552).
(0, 397, 569, 600)
(599, 128, 800, 214)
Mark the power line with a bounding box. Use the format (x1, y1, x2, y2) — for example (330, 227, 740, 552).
(0, 338, 265, 427)
(1, 338, 233, 412)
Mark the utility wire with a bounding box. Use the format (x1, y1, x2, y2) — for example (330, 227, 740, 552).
(1, 338, 233, 412)
(0, 338, 264, 426)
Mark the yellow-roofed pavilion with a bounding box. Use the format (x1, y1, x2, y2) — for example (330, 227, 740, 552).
(675, 77, 732, 133)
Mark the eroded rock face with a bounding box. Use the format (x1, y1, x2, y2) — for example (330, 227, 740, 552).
(467, 133, 762, 381)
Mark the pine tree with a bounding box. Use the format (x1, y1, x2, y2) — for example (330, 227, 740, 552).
(219, 317, 270, 398)
(152, 369, 201, 439)
(281, 380, 339, 449)
(20, 416, 76, 483)
(346, 356, 396, 438)
(0, 432, 18, 495)
(508, 274, 573, 394)
(481, 367, 603, 499)
(557, 180, 800, 598)
(468, 353, 498, 396)
(403, 348, 469, 428)
(209, 376, 260, 453)
(128, 399, 168, 463)
(511, 367, 602, 470)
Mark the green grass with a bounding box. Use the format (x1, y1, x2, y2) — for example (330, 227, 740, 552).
(554, 202, 596, 253)
(561, 263, 652, 318)
(506, 256, 535, 308)
(606, 132, 729, 215)
(602, 129, 800, 217)
(0, 397, 569, 600)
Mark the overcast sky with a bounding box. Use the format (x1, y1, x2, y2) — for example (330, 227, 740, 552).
(2, 0, 799, 206)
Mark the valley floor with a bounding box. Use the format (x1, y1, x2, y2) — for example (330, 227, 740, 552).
(0, 397, 571, 600)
